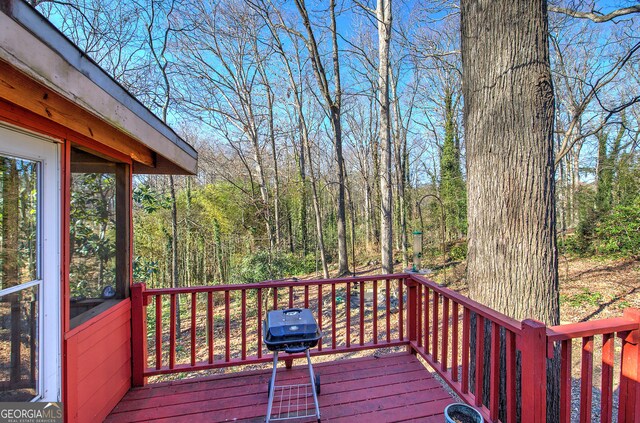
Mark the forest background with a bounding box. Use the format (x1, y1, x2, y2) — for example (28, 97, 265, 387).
(34, 0, 640, 317)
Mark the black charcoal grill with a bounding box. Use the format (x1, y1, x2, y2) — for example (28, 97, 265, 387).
(264, 308, 322, 422)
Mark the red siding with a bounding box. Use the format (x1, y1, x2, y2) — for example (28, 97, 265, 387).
(65, 300, 132, 423)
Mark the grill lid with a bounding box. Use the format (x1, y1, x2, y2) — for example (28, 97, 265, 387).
(264, 308, 321, 347)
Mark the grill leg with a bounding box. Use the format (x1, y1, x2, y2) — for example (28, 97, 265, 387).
(265, 351, 278, 423)
(306, 349, 321, 421)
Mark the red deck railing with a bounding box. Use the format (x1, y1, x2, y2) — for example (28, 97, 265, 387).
(130, 274, 640, 423)
(546, 309, 640, 423)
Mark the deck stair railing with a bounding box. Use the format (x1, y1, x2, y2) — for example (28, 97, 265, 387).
(131, 274, 639, 423)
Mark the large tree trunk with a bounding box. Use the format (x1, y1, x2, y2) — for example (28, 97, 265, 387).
(378, 0, 393, 274)
(462, 0, 559, 419)
(462, 0, 559, 325)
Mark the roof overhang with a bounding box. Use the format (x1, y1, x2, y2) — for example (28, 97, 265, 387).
(0, 0, 197, 175)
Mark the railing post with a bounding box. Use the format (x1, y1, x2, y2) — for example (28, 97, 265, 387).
(131, 283, 148, 387)
(405, 277, 418, 354)
(520, 319, 547, 423)
(619, 308, 640, 423)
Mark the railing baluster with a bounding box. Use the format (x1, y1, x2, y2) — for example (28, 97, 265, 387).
(580, 336, 594, 423)
(191, 292, 197, 367)
(241, 289, 247, 360)
(489, 322, 500, 421)
(331, 283, 336, 349)
(207, 291, 213, 364)
(346, 282, 351, 348)
(288, 286, 294, 308)
(424, 287, 429, 355)
(257, 288, 263, 359)
(442, 297, 449, 372)
(417, 284, 422, 348)
(385, 279, 390, 343)
(398, 279, 404, 341)
(373, 279, 378, 344)
(273, 287, 278, 311)
(432, 291, 439, 363)
(601, 333, 614, 423)
(474, 314, 485, 407)
(506, 329, 516, 423)
(451, 301, 459, 382)
(560, 339, 572, 423)
(462, 307, 470, 394)
(155, 294, 162, 370)
(169, 294, 176, 370)
(359, 281, 365, 346)
(304, 285, 309, 308)
(224, 290, 230, 362)
(317, 285, 323, 351)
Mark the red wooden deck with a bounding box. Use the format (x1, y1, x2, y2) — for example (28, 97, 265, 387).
(106, 352, 454, 422)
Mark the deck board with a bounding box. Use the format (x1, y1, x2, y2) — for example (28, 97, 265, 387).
(106, 353, 454, 422)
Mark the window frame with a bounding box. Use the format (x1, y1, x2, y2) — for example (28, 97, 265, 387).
(0, 123, 61, 402)
(67, 144, 132, 329)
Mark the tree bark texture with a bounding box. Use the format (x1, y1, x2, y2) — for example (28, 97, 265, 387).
(461, 0, 559, 325)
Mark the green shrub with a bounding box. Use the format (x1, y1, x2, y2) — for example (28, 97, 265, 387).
(449, 241, 467, 261)
(231, 251, 317, 284)
(593, 198, 640, 257)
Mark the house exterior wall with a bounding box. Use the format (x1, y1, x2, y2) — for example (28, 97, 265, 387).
(0, 106, 135, 423)
(64, 299, 132, 423)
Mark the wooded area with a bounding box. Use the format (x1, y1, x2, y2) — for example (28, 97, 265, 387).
(33, 0, 639, 322)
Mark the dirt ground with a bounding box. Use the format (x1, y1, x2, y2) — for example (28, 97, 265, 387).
(410, 255, 640, 324)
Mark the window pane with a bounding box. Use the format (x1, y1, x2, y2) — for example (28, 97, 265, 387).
(0, 156, 38, 290)
(70, 171, 116, 304)
(0, 284, 39, 401)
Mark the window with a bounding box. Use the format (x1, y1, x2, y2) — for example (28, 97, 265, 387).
(0, 155, 39, 401)
(69, 147, 130, 328)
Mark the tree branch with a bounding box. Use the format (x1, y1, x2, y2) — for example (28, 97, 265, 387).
(549, 5, 640, 23)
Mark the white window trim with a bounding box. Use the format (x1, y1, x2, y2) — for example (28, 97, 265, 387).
(0, 123, 61, 402)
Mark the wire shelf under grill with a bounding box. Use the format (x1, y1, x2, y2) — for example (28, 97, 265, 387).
(269, 383, 316, 421)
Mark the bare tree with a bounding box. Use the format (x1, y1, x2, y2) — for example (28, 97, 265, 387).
(248, 0, 331, 277)
(180, 0, 276, 249)
(290, 0, 350, 275)
(377, 0, 394, 273)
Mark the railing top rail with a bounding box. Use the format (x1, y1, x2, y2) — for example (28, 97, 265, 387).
(547, 316, 639, 342)
(140, 273, 410, 297)
(409, 274, 523, 333)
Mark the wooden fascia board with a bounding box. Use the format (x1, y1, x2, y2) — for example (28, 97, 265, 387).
(0, 59, 155, 167)
(0, 9, 197, 174)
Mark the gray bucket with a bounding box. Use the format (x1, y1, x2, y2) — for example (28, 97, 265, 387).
(444, 403, 483, 423)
